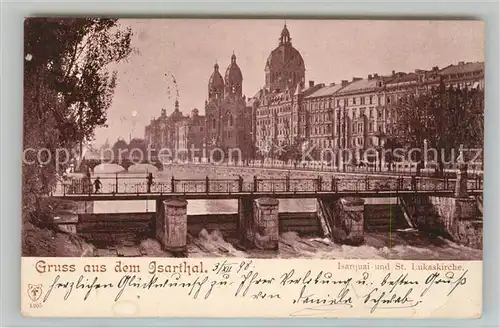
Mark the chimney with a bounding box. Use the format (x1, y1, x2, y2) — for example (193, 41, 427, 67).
(330, 82, 336, 86)
(392, 70, 396, 76)
(433, 66, 439, 71)
(458, 61, 465, 66)
(368, 74, 373, 80)
(352, 77, 362, 82)
(341, 80, 349, 87)
(374, 73, 379, 78)
(309, 80, 315, 87)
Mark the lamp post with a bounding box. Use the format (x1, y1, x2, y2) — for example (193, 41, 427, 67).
(341, 104, 348, 172)
(130, 110, 138, 143)
(377, 131, 387, 172)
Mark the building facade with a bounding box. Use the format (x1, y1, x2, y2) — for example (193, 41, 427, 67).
(245, 23, 485, 163)
(175, 108, 206, 161)
(144, 99, 187, 157)
(145, 24, 484, 165)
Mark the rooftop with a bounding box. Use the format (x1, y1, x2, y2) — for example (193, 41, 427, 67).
(439, 61, 484, 75)
(305, 83, 345, 99)
(336, 78, 380, 95)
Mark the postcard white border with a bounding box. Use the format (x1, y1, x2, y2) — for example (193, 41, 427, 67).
(1, 1, 499, 327)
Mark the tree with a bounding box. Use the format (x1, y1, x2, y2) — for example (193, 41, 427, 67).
(395, 81, 484, 174)
(23, 18, 133, 213)
(24, 18, 133, 156)
(128, 138, 148, 159)
(112, 139, 129, 159)
(286, 136, 306, 163)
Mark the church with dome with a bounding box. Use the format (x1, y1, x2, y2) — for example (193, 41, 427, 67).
(194, 23, 484, 164)
(205, 53, 253, 161)
(203, 23, 319, 161)
(265, 23, 305, 93)
(249, 23, 321, 158)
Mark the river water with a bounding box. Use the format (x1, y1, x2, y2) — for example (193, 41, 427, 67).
(84, 164, 482, 260)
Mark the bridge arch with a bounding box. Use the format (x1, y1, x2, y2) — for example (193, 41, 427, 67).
(93, 163, 126, 174)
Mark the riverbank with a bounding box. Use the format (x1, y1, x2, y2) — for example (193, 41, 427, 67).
(22, 221, 96, 257)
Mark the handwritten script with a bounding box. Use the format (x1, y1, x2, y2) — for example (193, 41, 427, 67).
(33, 259, 472, 316)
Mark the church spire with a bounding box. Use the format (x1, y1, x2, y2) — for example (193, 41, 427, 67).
(280, 22, 291, 45)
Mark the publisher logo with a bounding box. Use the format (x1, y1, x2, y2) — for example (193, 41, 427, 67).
(27, 284, 42, 303)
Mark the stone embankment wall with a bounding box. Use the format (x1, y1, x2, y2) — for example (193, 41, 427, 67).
(404, 195, 482, 249)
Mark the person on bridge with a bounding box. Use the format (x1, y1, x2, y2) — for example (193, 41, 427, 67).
(146, 173, 154, 193)
(85, 168, 92, 193)
(93, 177, 102, 193)
(411, 175, 417, 191)
(416, 159, 424, 176)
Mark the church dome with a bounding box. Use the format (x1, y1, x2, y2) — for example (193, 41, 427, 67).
(265, 24, 304, 72)
(264, 24, 305, 92)
(225, 53, 243, 85)
(208, 63, 224, 90)
(265, 44, 304, 71)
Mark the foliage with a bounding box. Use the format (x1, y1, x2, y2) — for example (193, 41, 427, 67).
(128, 138, 148, 153)
(23, 18, 133, 217)
(394, 82, 484, 166)
(24, 18, 132, 151)
(271, 135, 303, 163)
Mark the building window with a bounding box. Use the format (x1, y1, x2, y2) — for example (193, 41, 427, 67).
(360, 97, 365, 105)
(337, 99, 340, 107)
(353, 97, 357, 105)
(369, 96, 373, 104)
(386, 96, 391, 104)
(369, 122, 374, 132)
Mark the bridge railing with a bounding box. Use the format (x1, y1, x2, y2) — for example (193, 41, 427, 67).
(52, 174, 482, 196)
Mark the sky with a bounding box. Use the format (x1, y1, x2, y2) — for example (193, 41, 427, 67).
(93, 19, 484, 147)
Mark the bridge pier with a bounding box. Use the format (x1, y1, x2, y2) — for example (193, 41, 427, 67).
(238, 197, 279, 251)
(335, 198, 365, 245)
(237, 197, 253, 240)
(317, 197, 365, 245)
(155, 198, 188, 255)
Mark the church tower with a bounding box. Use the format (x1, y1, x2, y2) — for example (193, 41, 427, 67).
(208, 63, 225, 102)
(224, 53, 243, 99)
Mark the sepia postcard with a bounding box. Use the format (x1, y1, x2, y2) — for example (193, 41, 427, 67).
(22, 18, 484, 318)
